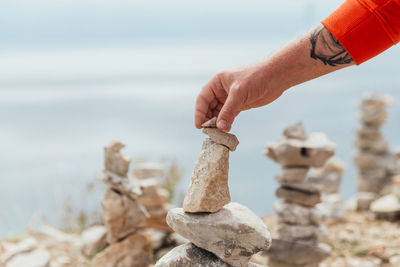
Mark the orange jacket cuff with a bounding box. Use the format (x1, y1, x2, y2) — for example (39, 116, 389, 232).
(322, 0, 400, 65)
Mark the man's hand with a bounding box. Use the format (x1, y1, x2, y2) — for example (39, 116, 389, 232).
(194, 63, 287, 132)
(194, 24, 354, 132)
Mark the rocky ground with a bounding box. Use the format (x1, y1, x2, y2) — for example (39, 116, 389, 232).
(1, 210, 400, 267)
(258, 211, 400, 267)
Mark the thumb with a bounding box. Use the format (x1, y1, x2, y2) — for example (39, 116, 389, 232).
(217, 92, 242, 132)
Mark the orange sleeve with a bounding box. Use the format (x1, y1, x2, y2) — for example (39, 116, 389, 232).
(322, 0, 400, 65)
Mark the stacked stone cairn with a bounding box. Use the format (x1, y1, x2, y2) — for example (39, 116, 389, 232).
(93, 141, 153, 266)
(155, 117, 272, 267)
(309, 158, 347, 221)
(264, 122, 335, 267)
(354, 92, 399, 211)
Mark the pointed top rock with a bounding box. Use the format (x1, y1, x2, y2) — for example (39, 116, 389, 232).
(107, 140, 126, 152)
(283, 122, 307, 140)
(104, 140, 131, 176)
(201, 117, 217, 128)
(183, 138, 230, 213)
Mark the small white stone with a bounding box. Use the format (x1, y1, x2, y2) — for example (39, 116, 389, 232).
(370, 194, 400, 213)
(6, 249, 51, 267)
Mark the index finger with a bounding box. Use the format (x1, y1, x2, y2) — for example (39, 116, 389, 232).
(194, 85, 215, 129)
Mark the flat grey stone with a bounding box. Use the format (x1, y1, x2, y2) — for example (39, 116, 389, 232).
(276, 187, 321, 207)
(167, 203, 271, 267)
(275, 177, 322, 193)
(266, 133, 335, 168)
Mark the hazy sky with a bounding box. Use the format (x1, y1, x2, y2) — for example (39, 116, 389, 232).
(1, 0, 343, 48)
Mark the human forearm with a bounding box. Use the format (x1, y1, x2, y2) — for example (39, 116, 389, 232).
(259, 24, 355, 93)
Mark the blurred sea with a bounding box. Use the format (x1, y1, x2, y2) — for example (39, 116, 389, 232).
(0, 0, 399, 237)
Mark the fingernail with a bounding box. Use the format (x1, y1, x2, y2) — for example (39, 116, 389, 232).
(217, 120, 228, 130)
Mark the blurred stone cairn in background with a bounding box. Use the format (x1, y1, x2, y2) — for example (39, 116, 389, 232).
(353, 92, 400, 219)
(155, 117, 272, 267)
(263, 122, 337, 267)
(91, 140, 185, 266)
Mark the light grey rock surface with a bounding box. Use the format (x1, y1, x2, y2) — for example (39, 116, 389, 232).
(6, 249, 51, 267)
(155, 243, 231, 267)
(183, 138, 230, 213)
(167, 203, 271, 267)
(155, 243, 267, 267)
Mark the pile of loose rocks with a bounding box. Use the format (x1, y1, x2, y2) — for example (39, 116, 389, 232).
(155, 117, 272, 267)
(354, 92, 399, 211)
(264, 122, 335, 267)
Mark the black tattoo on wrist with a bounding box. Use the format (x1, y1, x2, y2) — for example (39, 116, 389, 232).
(310, 25, 354, 66)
